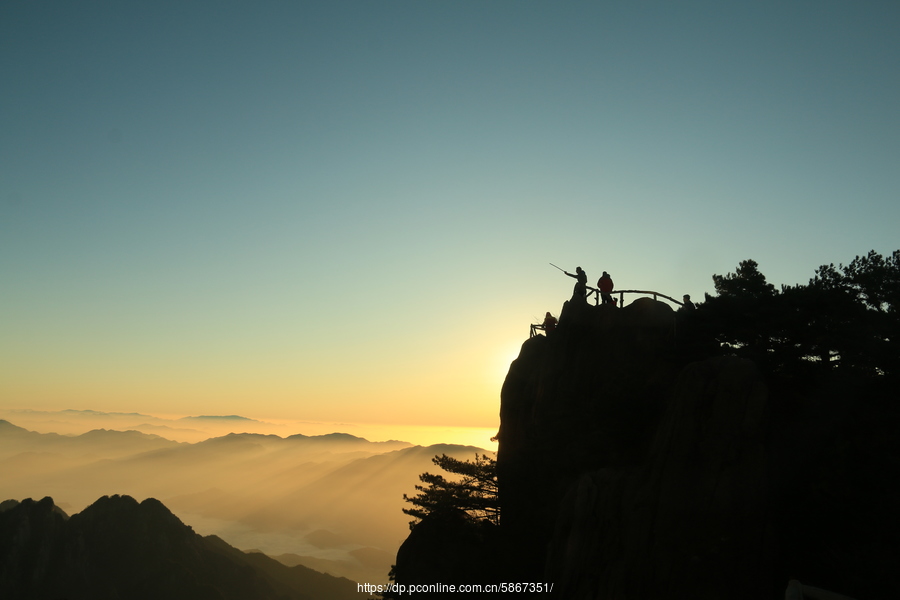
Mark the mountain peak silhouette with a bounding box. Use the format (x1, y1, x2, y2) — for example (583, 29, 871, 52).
(0, 495, 359, 600)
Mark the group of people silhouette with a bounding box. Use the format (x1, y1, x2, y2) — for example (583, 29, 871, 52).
(565, 266, 616, 305)
(531, 264, 696, 337)
(532, 265, 615, 337)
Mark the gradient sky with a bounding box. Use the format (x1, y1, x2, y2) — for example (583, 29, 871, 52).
(2, 2, 898, 437)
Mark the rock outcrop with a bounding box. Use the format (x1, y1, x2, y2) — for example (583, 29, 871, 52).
(393, 295, 899, 599)
(542, 356, 773, 598)
(499, 298, 683, 551)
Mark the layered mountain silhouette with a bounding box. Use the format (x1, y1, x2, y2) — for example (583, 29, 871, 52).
(0, 420, 488, 583)
(0, 419, 183, 459)
(0, 409, 309, 442)
(0, 494, 360, 600)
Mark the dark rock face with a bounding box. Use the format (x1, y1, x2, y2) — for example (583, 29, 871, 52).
(0, 497, 70, 597)
(0, 495, 359, 600)
(392, 511, 500, 597)
(544, 357, 773, 599)
(498, 298, 684, 571)
(393, 296, 899, 599)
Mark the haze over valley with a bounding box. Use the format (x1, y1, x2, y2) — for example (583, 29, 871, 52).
(0, 415, 490, 583)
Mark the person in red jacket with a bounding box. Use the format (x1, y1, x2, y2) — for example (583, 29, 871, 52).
(597, 271, 614, 305)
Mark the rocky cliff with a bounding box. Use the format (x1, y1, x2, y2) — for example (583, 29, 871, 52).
(393, 295, 899, 599)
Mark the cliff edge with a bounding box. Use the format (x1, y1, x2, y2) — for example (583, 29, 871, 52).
(393, 295, 899, 599)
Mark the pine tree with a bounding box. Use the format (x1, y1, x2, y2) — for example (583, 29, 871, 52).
(402, 453, 499, 528)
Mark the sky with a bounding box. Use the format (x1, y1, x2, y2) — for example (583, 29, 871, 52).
(2, 1, 898, 444)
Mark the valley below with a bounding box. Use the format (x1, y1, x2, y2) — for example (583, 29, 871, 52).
(0, 418, 490, 585)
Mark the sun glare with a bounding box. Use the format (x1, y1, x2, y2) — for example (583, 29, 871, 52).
(492, 342, 524, 389)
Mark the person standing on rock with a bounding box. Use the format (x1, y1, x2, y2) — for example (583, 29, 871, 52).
(597, 271, 614, 305)
(542, 311, 558, 334)
(564, 266, 588, 300)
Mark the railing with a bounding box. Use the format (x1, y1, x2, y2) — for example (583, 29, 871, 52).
(530, 289, 687, 336)
(588, 288, 686, 307)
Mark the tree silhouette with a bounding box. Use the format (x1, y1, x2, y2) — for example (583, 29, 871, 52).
(402, 454, 499, 527)
(800, 250, 900, 377)
(698, 251, 899, 379)
(700, 259, 780, 365)
(711, 258, 776, 299)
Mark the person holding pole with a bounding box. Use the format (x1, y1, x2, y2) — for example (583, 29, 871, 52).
(566, 266, 588, 300)
(549, 263, 588, 302)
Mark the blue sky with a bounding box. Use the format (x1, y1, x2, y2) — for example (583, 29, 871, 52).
(1, 1, 898, 438)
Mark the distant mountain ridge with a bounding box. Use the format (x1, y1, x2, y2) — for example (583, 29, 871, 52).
(59, 408, 152, 418)
(0, 495, 360, 600)
(179, 414, 258, 422)
(0, 419, 409, 454)
(0, 419, 184, 460)
(0, 409, 287, 443)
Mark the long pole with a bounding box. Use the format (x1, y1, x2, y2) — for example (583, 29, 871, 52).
(549, 262, 566, 273)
